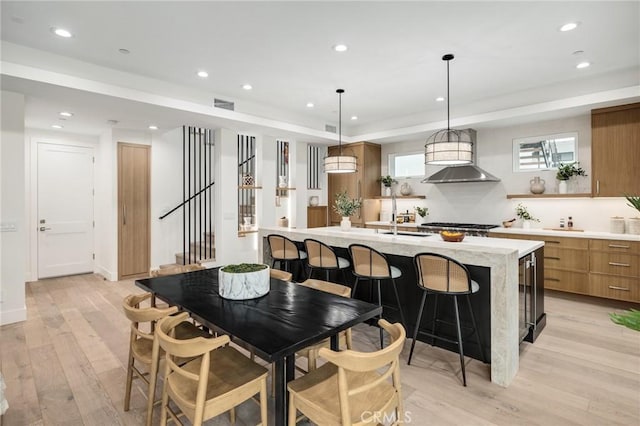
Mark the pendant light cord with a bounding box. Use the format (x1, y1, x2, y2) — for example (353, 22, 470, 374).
(446, 58, 450, 131)
(337, 89, 344, 156)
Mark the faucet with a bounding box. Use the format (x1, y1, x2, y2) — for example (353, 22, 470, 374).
(391, 192, 398, 235)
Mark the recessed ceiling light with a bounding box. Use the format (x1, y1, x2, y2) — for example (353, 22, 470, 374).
(148, 125, 158, 130)
(197, 70, 209, 78)
(59, 111, 73, 117)
(51, 124, 63, 129)
(242, 84, 252, 90)
(351, 116, 358, 120)
(52, 27, 72, 38)
(435, 96, 445, 102)
(576, 61, 590, 69)
(560, 22, 578, 32)
(118, 48, 130, 55)
(306, 102, 314, 108)
(333, 44, 348, 52)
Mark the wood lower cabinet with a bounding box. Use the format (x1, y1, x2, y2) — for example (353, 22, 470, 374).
(327, 142, 381, 226)
(489, 232, 639, 302)
(307, 206, 328, 228)
(591, 103, 640, 197)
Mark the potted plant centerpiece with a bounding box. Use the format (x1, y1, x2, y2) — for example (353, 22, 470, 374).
(378, 175, 397, 196)
(414, 206, 429, 225)
(556, 162, 587, 194)
(218, 263, 270, 300)
(625, 195, 640, 234)
(516, 203, 540, 229)
(333, 190, 362, 231)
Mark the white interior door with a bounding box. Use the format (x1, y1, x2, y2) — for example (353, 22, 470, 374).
(37, 143, 94, 279)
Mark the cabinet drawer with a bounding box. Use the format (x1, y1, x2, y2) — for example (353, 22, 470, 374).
(589, 239, 640, 254)
(544, 269, 589, 294)
(544, 247, 588, 272)
(541, 236, 588, 250)
(590, 252, 639, 277)
(589, 274, 640, 303)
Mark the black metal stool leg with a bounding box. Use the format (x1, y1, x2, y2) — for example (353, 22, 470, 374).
(430, 294, 439, 346)
(340, 268, 348, 285)
(408, 291, 427, 365)
(453, 296, 467, 386)
(271, 259, 276, 268)
(352, 277, 360, 298)
(391, 278, 407, 328)
(377, 279, 384, 349)
(325, 269, 330, 282)
(466, 294, 487, 363)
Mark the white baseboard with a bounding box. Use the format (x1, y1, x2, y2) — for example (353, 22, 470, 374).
(1, 306, 27, 326)
(95, 265, 117, 282)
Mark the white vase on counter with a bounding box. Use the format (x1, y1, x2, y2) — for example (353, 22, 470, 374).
(522, 220, 531, 229)
(340, 217, 351, 231)
(384, 186, 391, 196)
(610, 217, 625, 234)
(558, 180, 568, 194)
(628, 218, 640, 235)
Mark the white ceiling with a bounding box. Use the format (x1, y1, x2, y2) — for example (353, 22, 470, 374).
(1, 1, 639, 142)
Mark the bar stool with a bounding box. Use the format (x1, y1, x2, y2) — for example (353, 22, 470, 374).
(348, 243, 406, 348)
(409, 252, 486, 386)
(267, 234, 307, 279)
(303, 238, 350, 283)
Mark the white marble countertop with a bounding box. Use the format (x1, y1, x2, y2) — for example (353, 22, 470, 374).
(365, 221, 421, 228)
(490, 227, 640, 241)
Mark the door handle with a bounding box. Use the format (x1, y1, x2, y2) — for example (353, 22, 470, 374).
(39, 227, 51, 232)
(544, 256, 560, 260)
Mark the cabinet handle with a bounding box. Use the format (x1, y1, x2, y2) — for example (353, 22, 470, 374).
(546, 277, 560, 282)
(608, 262, 630, 267)
(123, 204, 126, 225)
(596, 180, 600, 195)
(544, 256, 560, 260)
(546, 240, 560, 244)
(608, 285, 629, 291)
(608, 244, 630, 249)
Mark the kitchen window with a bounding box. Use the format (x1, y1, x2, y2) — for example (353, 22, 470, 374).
(389, 152, 425, 178)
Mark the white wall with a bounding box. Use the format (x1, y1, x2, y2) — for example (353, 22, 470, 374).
(379, 113, 628, 231)
(1, 91, 27, 325)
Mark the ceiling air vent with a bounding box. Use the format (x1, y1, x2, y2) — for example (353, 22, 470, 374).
(325, 124, 337, 133)
(213, 98, 234, 111)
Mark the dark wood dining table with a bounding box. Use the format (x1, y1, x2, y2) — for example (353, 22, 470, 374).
(135, 268, 381, 425)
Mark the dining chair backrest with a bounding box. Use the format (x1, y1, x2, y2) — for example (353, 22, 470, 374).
(414, 252, 473, 294)
(317, 319, 405, 425)
(156, 312, 229, 361)
(150, 263, 205, 277)
(122, 293, 179, 343)
(349, 244, 391, 279)
(268, 234, 301, 260)
(304, 238, 339, 268)
(270, 268, 293, 282)
(298, 279, 351, 298)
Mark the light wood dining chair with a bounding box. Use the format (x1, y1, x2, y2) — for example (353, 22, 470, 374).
(155, 312, 268, 426)
(287, 319, 406, 425)
(149, 263, 205, 277)
(270, 268, 293, 282)
(297, 279, 353, 371)
(121, 293, 209, 426)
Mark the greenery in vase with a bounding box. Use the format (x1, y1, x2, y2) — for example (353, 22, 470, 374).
(378, 175, 397, 187)
(415, 206, 429, 217)
(556, 162, 587, 181)
(515, 203, 540, 222)
(609, 309, 640, 332)
(624, 195, 640, 215)
(333, 190, 362, 217)
(221, 263, 267, 273)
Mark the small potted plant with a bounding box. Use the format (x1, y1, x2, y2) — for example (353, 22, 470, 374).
(515, 203, 540, 229)
(378, 175, 397, 196)
(625, 195, 640, 234)
(218, 263, 270, 300)
(333, 190, 362, 231)
(414, 206, 429, 225)
(556, 162, 587, 194)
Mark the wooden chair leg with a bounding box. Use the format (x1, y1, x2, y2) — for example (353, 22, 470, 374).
(124, 350, 134, 411)
(377, 279, 384, 349)
(345, 328, 353, 350)
(408, 291, 427, 365)
(260, 378, 268, 426)
(229, 407, 236, 425)
(288, 392, 297, 426)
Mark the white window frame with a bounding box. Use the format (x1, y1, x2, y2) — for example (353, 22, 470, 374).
(388, 151, 425, 179)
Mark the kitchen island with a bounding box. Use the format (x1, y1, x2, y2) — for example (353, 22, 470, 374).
(258, 226, 544, 387)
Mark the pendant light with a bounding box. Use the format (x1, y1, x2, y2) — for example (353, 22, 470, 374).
(324, 89, 357, 173)
(424, 54, 473, 165)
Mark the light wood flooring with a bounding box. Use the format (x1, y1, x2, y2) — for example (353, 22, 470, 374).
(1, 274, 639, 425)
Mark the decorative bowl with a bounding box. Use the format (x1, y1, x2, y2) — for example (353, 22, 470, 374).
(502, 220, 514, 228)
(440, 231, 465, 242)
(218, 264, 270, 300)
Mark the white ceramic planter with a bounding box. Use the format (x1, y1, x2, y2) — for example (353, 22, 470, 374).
(628, 218, 640, 235)
(341, 217, 351, 231)
(218, 265, 270, 300)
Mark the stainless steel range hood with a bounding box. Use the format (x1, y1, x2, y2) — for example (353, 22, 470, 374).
(421, 164, 501, 183)
(421, 128, 501, 183)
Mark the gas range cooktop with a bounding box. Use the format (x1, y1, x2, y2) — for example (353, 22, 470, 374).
(419, 222, 499, 230)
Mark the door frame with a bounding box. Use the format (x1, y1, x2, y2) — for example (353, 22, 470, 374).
(117, 142, 151, 280)
(28, 137, 97, 282)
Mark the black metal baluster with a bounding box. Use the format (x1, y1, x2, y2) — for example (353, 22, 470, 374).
(182, 126, 186, 265)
